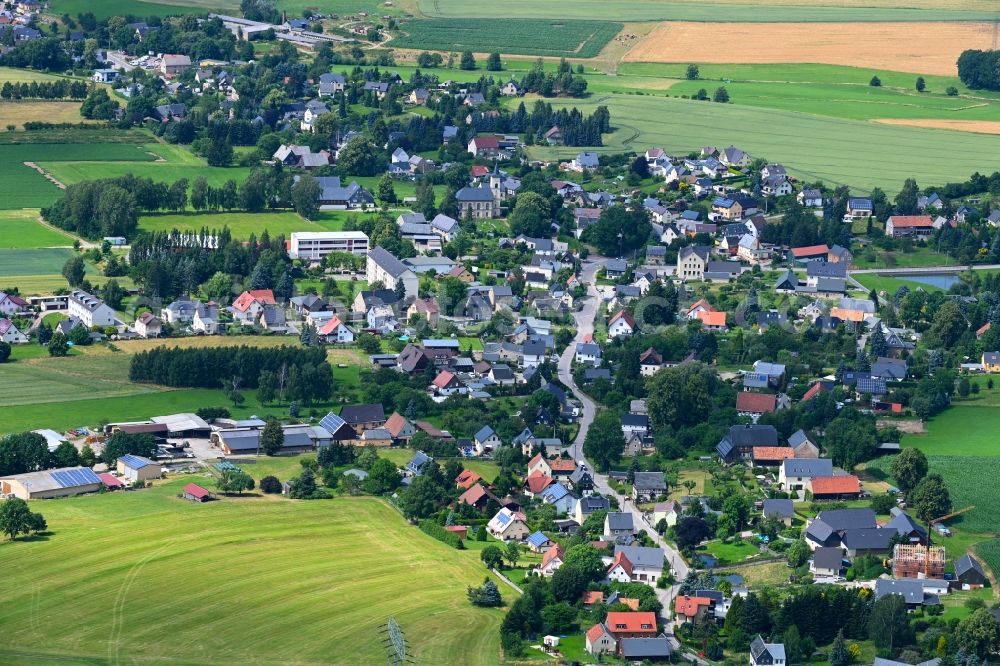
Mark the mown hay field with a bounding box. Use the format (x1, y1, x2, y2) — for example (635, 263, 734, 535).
(0, 487, 505, 665)
(624, 22, 996, 76)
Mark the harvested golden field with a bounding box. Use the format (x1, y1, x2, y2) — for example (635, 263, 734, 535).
(874, 118, 1000, 134)
(624, 22, 995, 75)
(0, 101, 88, 129)
(113, 335, 299, 354)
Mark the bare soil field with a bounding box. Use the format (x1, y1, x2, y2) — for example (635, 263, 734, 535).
(874, 118, 1000, 134)
(878, 418, 925, 433)
(624, 22, 995, 75)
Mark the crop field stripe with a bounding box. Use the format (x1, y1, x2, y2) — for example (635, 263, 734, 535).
(418, 0, 1000, 23)
(392, 19, 623, 57)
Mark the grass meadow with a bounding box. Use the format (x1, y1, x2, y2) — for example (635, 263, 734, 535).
(903, 404, 1000, 456)
(524, 93, 1000, 191)
(0, 210, 74, 248)
(0, 101, 90, 130)
(0, 486, 505, 665)
(138, 210, 367, 239)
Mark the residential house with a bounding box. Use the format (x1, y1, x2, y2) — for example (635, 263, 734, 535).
(874, 578, 941, 609)
(677, 246, 710, 280)
(575, 342, 602, 366)
(474, 426, 502, 455)
(160, 54, 192, 77)
(737, 392, 777, 422)
(753, 447, 795, 467)
(639, 348, 664, 376)
(134, 312, 162, 338)
(847, 198, 873, 219)
(604, 512, 635, 537)
(674, 596, 712, 624)
(778, 458, 833, 491)
(0, 292, 30, 316)
(571, 152, 600, 171)
(716, 424, 779, 462)
(68, 289, 117, 328)
(810, 547, 845, 578)
(339, 404, 385, 433)
(610, 545, 665, 584)
(487, 508, 529, 541)
(539, 543, 565, 576)
(750, 636, 786, 666)
(632, 472, 667, 502)
(540, 483, 577, 515)
(366, 246, 418, 299)
(0, 318, 28, 344)
(798, 188, 823, 208)
(575, 495, 611, 524)
(788, 430, 819, 458)
(762, 499, 794, 526)
(809, 475, 861, 500)
(608, 310, 637, 339)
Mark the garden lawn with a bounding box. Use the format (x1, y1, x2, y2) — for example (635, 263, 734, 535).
(702, 539, 762, 565)
(0, 210, 74, 248)
(0, 488, 505, 665)
(522, 93, 1000, 191)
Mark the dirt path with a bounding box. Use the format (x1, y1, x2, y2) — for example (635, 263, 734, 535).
(23, 161, 65, 189)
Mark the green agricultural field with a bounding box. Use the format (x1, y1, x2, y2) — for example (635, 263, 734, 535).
(0, 210, 74, 248)
(140, 211, 320, 239)
(903, 405, 1000, 456)
(524, 94, 1000, 191)
(0, 247, 75, 277)
(0, 353, 161, 409)
(393, 19, 623, 58)
(0, 141, 157, 210)
(418, 0, 1000, 22)
(0, 488, 505, 664)
(974, 539, 1000, 584)
(925, 456, 1000, 533)
(0, 67, 73, 83)
(853, 273, 951, 294)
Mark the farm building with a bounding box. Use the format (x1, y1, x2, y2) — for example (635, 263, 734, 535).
(116, 454, 162, 483)
(213, 425, 323, 454)
(182, 483, 212, 502)
(98, 473, 124, 490)
(955, 554, 988, 588)
(0, 466, 102, 500)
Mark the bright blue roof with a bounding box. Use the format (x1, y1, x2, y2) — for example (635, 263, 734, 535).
(495, 511, 511, 526)
(118, 454, 154, 469)
(475, 425, 495, 442)
(319, 412, 347, 433)
(527, 531, 551, 547)
(542, 483, 569, 502)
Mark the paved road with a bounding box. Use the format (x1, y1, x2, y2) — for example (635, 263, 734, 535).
(556, 256, 692, 646)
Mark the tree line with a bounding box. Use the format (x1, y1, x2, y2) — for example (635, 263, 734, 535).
(129, 346, 334, 403)
(0, 79, 88, 101)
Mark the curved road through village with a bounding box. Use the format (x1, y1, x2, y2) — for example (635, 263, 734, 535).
(556, 257, 695, 654)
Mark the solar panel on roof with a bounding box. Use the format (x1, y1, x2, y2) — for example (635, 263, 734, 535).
(51, 467, 100, 488)
(319, 412, 346, 432)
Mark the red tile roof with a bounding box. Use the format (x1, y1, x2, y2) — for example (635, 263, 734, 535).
(889, 215, 934, 228)
(458, 483, 490, 506)
(470, 165, 490, 178)
(810, 475, 860, 495)
(432, 370, 458, 389)
(384, 412, 410, 438)
(232, 289, 276, 312)
(605, 611, 657, 635)
(752, 446, 795, 461)
(620, 597, 641, 610)
(542, 543, 565, 568)
(587, 622, 610, 642)
(609, 309, 637, 329)
(455, 469, 482, 489)
(471, 136, 499, 149)
(791, 244, 830, 257)
(802, 381, 830, 402)
(183, 483, 210, 499)
(737, 392, 777, 414)
(318, 316, 346, 335)
(548, 458, 577, 473)
(582, 591, 604, 605)
(608, 551, 633, 577)
(525, 471, 554, 494)
(697, 310, 727, 327)
(977, 322, 991, 339)
(674, 596, 711, 617)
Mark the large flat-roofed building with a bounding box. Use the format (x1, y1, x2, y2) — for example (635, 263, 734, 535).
(290, 231, 370, 260)
(0, 466, 102, 499)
